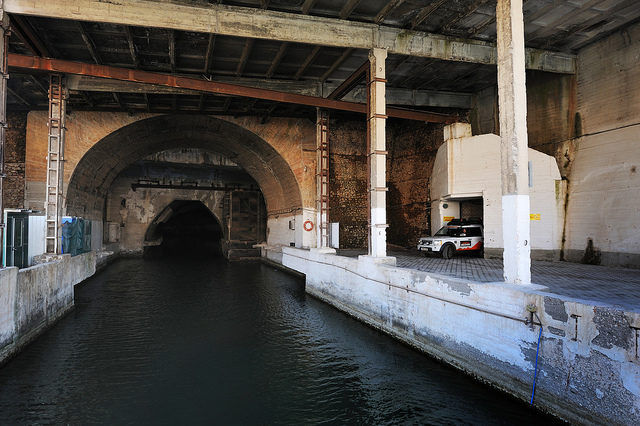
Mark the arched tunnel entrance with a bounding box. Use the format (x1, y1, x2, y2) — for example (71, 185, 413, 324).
(64, 115, 306, 258)
(144, 200, 224, 259)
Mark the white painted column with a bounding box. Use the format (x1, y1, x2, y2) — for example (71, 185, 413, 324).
(496, 0, 531, 284)
(367, 48, 388, 258)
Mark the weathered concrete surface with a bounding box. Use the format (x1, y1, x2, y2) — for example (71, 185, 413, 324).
(0, 252, 96, 365)
(496, 0, 531, 284)
(282, 248, 640, 425)
(562, 21, 640, 268)
(4, 0, 575, 72)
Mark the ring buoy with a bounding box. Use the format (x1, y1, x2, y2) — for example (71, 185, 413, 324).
(303, 220, 314, 232)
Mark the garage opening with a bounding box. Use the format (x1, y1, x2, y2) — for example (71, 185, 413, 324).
(144, 200, 223, 259)
(459, 198, 483, 223)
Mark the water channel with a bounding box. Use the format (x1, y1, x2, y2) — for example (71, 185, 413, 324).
(0, 258, 562, 424)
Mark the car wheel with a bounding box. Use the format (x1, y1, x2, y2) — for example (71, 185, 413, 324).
(442, 244, 455, 259)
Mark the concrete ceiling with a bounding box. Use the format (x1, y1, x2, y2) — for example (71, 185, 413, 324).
(5, 0, 640, 117)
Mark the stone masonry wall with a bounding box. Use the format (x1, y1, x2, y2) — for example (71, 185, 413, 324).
(328, 117, 368, 249)
(329, 115, 445, 249)
(387, 119, 444, 247)
(4, 112, 27, 209)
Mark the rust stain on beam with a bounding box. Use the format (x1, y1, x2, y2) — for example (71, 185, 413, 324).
(8, 53, 458, 123)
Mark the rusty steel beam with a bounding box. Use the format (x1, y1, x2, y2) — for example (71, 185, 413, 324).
(7, 53, 458, 123)
(327, 60, 369, 100)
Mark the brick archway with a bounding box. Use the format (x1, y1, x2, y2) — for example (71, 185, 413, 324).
(65, 114, 303, 220)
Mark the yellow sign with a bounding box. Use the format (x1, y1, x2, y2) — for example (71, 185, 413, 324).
(443, 216, 455, 222)
(530, 214, 541, 221)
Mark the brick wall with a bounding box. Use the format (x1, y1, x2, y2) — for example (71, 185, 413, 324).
(328, 115, 444, 249)
(4, 112, 27, 209)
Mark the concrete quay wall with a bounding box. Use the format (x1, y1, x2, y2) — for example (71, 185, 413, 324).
(280, 247, 640, 425)
(0, 252, 97, 365)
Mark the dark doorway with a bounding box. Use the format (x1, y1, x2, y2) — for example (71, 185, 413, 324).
(144, 201, 223, 259)
(6, 212, 29, 268)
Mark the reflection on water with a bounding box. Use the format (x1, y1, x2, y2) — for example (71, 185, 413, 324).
(0, 259, 561, 424)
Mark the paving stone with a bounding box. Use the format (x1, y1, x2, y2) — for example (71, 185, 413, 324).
(336, 248, 640, 312)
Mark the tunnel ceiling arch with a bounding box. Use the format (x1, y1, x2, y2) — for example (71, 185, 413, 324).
(66, 115, 302, 219)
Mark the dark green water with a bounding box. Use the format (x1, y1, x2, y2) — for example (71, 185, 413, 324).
(0, 259, 559, 424)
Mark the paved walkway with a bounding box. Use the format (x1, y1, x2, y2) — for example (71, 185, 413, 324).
(336, 248, 640, 312)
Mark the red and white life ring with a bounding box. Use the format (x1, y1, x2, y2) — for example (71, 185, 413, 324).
(303, 220, 314, 232)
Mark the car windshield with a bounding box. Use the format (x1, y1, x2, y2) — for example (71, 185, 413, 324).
(434, 226, 471, 237)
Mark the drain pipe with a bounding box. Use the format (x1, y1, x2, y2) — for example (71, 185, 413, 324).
(526, 304, 543, 405)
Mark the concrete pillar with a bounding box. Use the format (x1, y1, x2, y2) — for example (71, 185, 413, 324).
(367, 47, 388, 258)
(0, 8, 8, 266)
(496, 0, 531, 284)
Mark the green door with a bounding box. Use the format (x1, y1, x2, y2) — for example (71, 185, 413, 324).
(7, 213, 29, 268)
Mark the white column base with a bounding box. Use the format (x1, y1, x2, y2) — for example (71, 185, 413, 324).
(310, 247, 336, 254)
(358, 255, 396, 266)
(502, 194, 531, 284)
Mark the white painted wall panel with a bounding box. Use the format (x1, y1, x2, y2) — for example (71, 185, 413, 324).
(565, 125, 640, 255)
(431, 129, 563, 252)
(27, 215, 45, 266)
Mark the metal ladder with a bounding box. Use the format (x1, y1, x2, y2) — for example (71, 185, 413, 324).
(45, 74, 66, 254)
(316, 109, 330, 248)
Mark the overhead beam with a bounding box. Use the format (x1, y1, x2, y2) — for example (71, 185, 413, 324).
(319, 47, 354, 82)
(409, 0, 447, 30)
(327, 60, 368, 100)
(9, 53, 459, 122)
(301, 0, 317, 14)
(265, 42, 288, 79)
(7, 86, 31, 106)
(4, 0, 575, 73)
(10, 14, 49, 56)
(76, 21, 101, 64)
(202, 33, 215, 74)
(294, 46, 321, 80)
(168, 30, 176, 73)
(375, 0, 405, 24)
(339, 0, 362, 19)
(65, 74, 473, 109)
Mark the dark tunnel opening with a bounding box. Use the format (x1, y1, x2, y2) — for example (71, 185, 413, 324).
(144, 201, 223, 259)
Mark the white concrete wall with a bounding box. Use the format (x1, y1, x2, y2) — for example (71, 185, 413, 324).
(267, 208, 317, 249)
(565, 126, 640, 264)
(0, 252, 97, 364)
(431, 130, 563, 255)
(563, 21, 640, 267)
(282, 248, 640, 425)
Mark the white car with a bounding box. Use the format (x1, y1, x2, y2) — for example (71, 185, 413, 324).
(417, 221, 483, 259)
